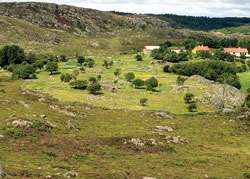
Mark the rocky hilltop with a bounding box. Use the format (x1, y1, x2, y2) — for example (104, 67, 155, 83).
(0, 2, 170, 34)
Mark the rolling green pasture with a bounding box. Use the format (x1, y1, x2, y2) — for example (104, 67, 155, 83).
(0, 74, 250, 178)
(23, 55, 215, 114)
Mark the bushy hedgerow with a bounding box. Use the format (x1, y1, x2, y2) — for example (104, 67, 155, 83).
(169, 60, 241, 89)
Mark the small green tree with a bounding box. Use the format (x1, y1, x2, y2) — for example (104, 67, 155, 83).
(145, 77, 158, 91)
(135, 54, 143, 61)
(140, 98, 148, 106)
(84, 58, 95, 68)
(87, 82, 101, 94)
(89, 77, 97, 83)
(125, 72, 135, 82)
(45, 61, 58, 75)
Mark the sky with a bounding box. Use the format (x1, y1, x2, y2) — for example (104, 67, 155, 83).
(1, 0, 250, 17)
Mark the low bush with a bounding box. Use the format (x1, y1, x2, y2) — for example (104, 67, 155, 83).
(132, 79, 145, 89)
(140, 98, 148, 106)
(70, 80, 88, 90)
(135, 54, 143, 61)
(125, 72, 135, 82)
(60, 73, 73, 83)
(87, 82, 102, 94)
(12, 63, 36, 79)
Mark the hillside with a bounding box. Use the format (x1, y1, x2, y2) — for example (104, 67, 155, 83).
(0, 2, 169, 34)
(217, 24, 250, 35)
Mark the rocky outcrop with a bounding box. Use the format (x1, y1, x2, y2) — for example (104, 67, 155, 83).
(186, 75, 246, 110)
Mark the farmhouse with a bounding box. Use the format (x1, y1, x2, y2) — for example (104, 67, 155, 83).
(192, 45, 210, 54)
(143, 46, 160, 54)
(224, 47, 249, 57)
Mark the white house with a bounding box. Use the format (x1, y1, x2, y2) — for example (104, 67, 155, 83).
(224, 47, 249, 57)
(143, 46, 160, 54)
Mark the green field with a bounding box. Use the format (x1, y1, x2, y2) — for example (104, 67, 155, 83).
(239, 71, 250, 91)
(0, 74, 250, 178)
(21, 55, 218, 114)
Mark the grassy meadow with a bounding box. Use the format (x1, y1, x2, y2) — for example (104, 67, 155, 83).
(22, 55, 217, 114)
(0, 73, 250, 178)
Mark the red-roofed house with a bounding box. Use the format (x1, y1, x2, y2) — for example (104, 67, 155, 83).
(192, 45, 210, 54)
(224, 47, 249, 57)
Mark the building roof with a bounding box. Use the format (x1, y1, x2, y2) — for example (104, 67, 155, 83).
(144, 46, 160, 50)
(224, 47, 248, 53)
(194, 45, 209, 51)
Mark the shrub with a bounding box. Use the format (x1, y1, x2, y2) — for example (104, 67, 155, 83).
(247, 88, 250, 94)
(34, 60, 45, 70)
(60, 73, 73, 83)
(12, 63, 36, 79)
(247, 60, 250, 69)
(125, 72, 135, 82)
(240, 54, 247, 59)
(89, 77, 97, 83)
(132, 79, 144, 89)
(145, 77, 158, 91)
(72, 69, 80, 79)
(70, 80, 88, 90)
(140, 98, 148, 106)
(197, 51, 212, 59)
(77, 56, 85, 65)
(176, 76, 187, 86)
(163, 65, 170, 73)
(45, 61, 58, 75)
(184, 93, 195, 104)
(135, 54, 143, 61)
(84, 58, 95, 68)
(114, 69, 121, 78)
(187, 102, 197, 112)
(103, 60, 113, 69)
(87, 82, 101, 94)
(59, 55, 67, 62)
(213, 50, 235, 62)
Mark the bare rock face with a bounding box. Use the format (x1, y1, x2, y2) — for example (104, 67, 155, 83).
(187, 75, 246, 110)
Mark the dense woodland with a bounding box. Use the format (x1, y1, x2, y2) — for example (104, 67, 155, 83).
(153, 14, 250, 31)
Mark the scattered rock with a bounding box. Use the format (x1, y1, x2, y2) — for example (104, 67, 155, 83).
(143, 177, 156, 179)
(0, 135, 4, 139)
(222, 108, 235, 113)
(64, 171, 78, 178)
(126, 138, 145, 147)
(153, 112, 174, 119)
(49, 105, 76, 117)
(38, 97, 46, 102)
(165, 136, 188, 144)
(0, 164, 5, 178)
(8, 118, 33, 128)
(18, 100, 29, 108)
(40, 115, 47, 119)
(155, 126, 174, 132)
(237, 111, 250, 120)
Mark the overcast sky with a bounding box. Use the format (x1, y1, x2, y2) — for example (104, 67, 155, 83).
(1, 0, 250, 17)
